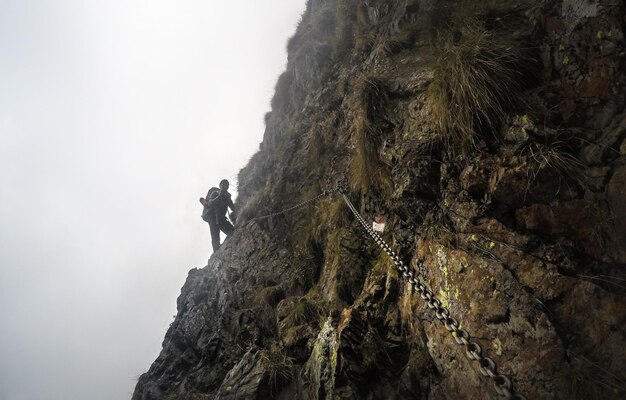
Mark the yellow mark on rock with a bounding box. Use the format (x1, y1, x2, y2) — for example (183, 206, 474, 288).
(492, 338, 503, 356)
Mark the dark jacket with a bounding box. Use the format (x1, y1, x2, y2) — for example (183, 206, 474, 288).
(208, 190, 234, 218)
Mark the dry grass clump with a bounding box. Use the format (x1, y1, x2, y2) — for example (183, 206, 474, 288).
(429, 20, 527, 151)
(236, 190, 270, 225)
(558, 352, 626, 399)
(521, 135, 588, 190)
(348, 76, 392, 195)
(302, 113, 337, 168)
(287, 181, 327, 243)
(282, 297, 320, 330)
(260, 344, 294, 392)
(319, 197, 351, 230)
(292, 195, 349, 245)
(304, 128, 325, 165)
(379, 29, 417, 55)
(290, 244, 319, 289)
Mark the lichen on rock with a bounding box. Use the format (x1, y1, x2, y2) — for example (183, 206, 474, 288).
(133, 1, 626, 399)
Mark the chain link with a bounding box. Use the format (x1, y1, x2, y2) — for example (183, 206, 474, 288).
(244, 190, 330, 224)
(339, 192, 526, 400)
(242, 186, 525, 398)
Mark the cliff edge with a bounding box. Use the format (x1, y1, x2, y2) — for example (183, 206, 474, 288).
(134, 1, 626, 399)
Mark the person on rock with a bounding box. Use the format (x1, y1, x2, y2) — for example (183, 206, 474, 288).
(201, 179, 236, 252)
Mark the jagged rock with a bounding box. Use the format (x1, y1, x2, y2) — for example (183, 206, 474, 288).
(215, 349, 267, 400)
(134, 1, 626, 399)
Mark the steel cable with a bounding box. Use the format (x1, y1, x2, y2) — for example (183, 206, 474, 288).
(244, 190, 330, 224)
(239, 186, 525, 399)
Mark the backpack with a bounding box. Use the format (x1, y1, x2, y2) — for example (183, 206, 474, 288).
(201, 187, 220, 223)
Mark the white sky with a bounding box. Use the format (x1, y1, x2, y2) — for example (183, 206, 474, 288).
(0, 1, 308, 399)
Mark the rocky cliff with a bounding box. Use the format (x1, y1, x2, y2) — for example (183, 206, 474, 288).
(133, 1, 626, 399)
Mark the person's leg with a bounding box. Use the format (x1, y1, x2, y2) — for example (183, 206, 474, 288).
(209, 221, 221, 251)
(218, 215, 235, 236)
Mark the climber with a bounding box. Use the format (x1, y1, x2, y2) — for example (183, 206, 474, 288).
(202, 179, 236, 252)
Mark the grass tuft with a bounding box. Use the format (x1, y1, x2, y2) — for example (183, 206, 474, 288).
(260, 344, 294, 392)
(429, 20, 529, 151)
(521, 137, 588, 190)
(347, 76, 392, 195)
(282, 297, 320, 330)
(236, 190, 269, 225)
(559, 352, 626, 399)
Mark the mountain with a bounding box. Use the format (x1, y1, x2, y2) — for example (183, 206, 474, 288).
(133, 1, 626, 399)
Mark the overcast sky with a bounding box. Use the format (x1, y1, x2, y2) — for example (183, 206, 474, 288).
(0, 1, 307, 399)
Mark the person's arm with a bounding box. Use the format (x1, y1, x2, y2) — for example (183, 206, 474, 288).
(226, 194, 236, 223)
(207, 192, 220, 206)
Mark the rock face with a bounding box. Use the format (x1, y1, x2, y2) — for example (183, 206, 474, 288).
(133, 1, 626, 399)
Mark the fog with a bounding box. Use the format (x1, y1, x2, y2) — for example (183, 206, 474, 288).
(0, 1, 307, 399)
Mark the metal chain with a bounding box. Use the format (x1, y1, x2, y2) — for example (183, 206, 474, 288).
(339, 192, 526, 400)
(242, 185, 525, 398)
(245, 190, 331, 224)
